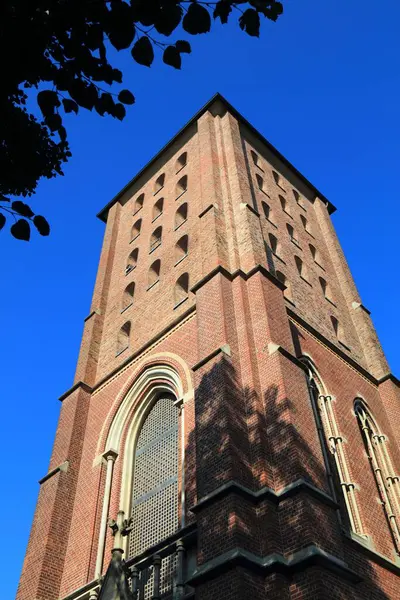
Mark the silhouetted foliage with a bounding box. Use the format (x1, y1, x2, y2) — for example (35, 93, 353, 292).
(0, 0, 283, 240)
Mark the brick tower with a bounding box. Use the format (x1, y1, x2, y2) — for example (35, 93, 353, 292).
(18, 94, 400, 600)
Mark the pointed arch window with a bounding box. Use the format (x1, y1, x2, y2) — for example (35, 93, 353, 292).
(126, 248, 138, 275)
(256, 174, 267, 194)
(148, 259, 161, 288)
(287, 223, 300, 246)
(268, 233, 281, 258)
(175, 235, 188, 264)
(176, 175, 188, 199)
(294, 255, 310, 283)
(154, 173, 165, 195)
(279, 194, 291, 216)
(319, 277, 334, 304)
(176, 151, 187, 172)
(355, 400, 400, 555)
(293, 189, 306, 209)
(131, 219, 142, 242)
(150, 226, 162, 252)
(301, 214, 312, 235)
(301, 358, 364, 536)
(134, 193, 144, 214)
(276, 270, 293, 302)
(152, 197, 164, 221)
(174, 273, 189, 306)
(175, 203, 188, 230)
(309, 243, 323, 268)
(122, 282, 135, 311)
(251, 150, 263, 170)
(117, 321, 131, 355)
(128, 394, 180, 594)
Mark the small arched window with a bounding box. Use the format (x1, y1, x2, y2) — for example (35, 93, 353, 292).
(272, 170, 282, 187)
(148, 259, 161, 288)
(175, 203, 188, 229)
(319, 277, 334, 303)
(175, 235, 188, 264)
(286, 223, 299, 244)
(279, 195, 290, 216)
(134, 193, 144, 214)
(152, 197, 164, 221)
(174, 273, 189, 306)
(309, 243, 323, 267)
(293, 189, 306, 209)
(131, 219, 142, 241)
(154, 173, 165, 195)
(150, 226, 162, 252)
(256, 174, 265, 193)
(354, 400, 400, 555)
(126, 248, 138, 275)
(176, 175, 188, 198)
(251, 150, 262, 169)
(300, 357, 364, 536)
(330, 315, 346, 345)
(276, 270, 293, 302)
(176, 151, 187, 172)
(122, 282, 135, 311)
(294, 255, 309, 282)
(301, 214, 312, 235)
(268, 233, 280, 257)
(117, 321, 131, 355)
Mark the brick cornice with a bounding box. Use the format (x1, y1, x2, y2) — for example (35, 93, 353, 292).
(190, 478, 337, 514)
(186, 544, 361, 586)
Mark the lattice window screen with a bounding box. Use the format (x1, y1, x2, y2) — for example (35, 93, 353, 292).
(128, 395, 179, 560)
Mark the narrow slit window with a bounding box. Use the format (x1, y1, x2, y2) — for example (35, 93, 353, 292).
(287, 223, 299, 244)
(319, 277, 334, 303)
(295, 255, 309, 281)
(148, 260, 161, 288)
(150, 226, 162, 252)
(152, 197, 164, 221)
(276, 270, 293, 302)
(330, 315, 346, 345)
(131, 219, 142, 241)
(126, 248, 138, 275)
(134, 193, 144, 214)
(251, 150, 261, 169)
(272, 170, 282, 187)
(309, 243, 322, 265)
(117, 321, 131, 355)
(154, 173, 165, 195)
(175, 235, 188, 263)
(279, 195, 290, 215)
(293, 189, 306, 209)
(301, 214, 312, 235)
(174, 273, 189, 306)
(176, 175, 188, 198)
(268, 233, 280, 256)
(122, 282, 135, 311)
(262, 201, 273, 222)
(256, 174, 265, 192)
(175, 203, 188, 229)
(176, 152, 187, 172)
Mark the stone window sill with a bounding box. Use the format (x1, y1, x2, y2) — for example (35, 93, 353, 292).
(283, 209, 293, 219)
(132, 206, 142, 216)
(175, 189, 187, 201)
(254, 163, 264, 172)
(121, 303, 133, 314)
(174, 254, 188, 267)
(176, 164, 187, 175)
(130, 234, 140, 244)
(258, 188, 270, 198)
(116, 345, 129, 358)
(147, 279, 159, 291)
(300, 275, 312, 287)
(149, 242, 161, 254)
(152, 212, 162, 223)
(273, 252, 286, 265)
(125, 265, 136, 276)
(174, 296, 189, 310)
(290, 238, 302, 250)
(314, 261, 325, 271)
(174, 219, 187, 231)
(154, 185, 164, 196)
(325, 297, 337, 307)
(267, 218, 278, 229)
(338, 340, 351, 352)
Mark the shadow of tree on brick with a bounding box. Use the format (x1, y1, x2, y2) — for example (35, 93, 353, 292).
(184, 355, 394, 599)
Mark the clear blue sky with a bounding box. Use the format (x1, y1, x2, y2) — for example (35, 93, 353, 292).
(3, 1, 400, 597)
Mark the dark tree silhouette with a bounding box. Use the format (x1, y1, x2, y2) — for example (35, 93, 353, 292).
(0, 0, 283, 241)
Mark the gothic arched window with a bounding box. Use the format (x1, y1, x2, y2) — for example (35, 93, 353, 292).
(301, 358, 364, 536)
(354, 400, 400, 555)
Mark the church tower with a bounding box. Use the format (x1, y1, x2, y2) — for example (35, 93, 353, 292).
(17, 94, 400, 600)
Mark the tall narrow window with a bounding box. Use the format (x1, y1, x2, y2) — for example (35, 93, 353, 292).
(174, 273, 189, 306)
(175, 203, 188, 229)
(122, 282, 135, 311)
(154, 173, 165, 194)
(293, 189, 306, 209)
(272, 170, 282, 187)
(309, 243, 323, 267)
(134, 193, 144, 214)
(355, 400, 400, 555)
(176, 152, 187, 172)
(251, 150, 262, 169)
(331, 315, 344, 341)
(148, 260, 161, 288)
(276, 270, 293, 302)
(294, 255, 309, 281)
(279, 195, 291, 216)
(175, 235, 188, 264)
(176, 175, 188, 198)
(268, 233, 281, 257)
(128, 394, 180, 570)
(126, 248, 138, 274)
(300, 358, 364, 536)
(152, 197, 164, 221)
(319, 277, 334, 303)
(262, 201, 273, 222)
(287, 223, 299, 244)
(117, 321, 131, 355)
(301, 214, 312, 235)
(256, 174, 266, 193)
(150, 226, 162, 252)
(131, 219, 142, 242)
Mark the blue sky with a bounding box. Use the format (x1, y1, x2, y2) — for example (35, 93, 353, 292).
(3, 1, 400, 597)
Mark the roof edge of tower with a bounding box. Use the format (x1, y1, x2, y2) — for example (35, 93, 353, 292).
(96, 92, 336, 223)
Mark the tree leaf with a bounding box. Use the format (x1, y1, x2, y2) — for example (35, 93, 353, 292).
(45, 113, 62, 132)
(163, 46, 181, 69)
(113, 103, 126, 121)
(33, 215, 50, 236)
(214, 1, 232, 24)
(11, 200, 34, 218)
(62, 99, 79, 114)
(108, 3, 135, 50)
(263, 1, 284, 21)
(118, 90, 135, 105)
(154, 5, 183, 36)
(0, 213, 6, 231)
(11, 219, 31, 241)
(131, 37, 154, 67)
(183, 3, 211, 35)
(239, 8, 260, 37)
(175, 40, 191, 54)
(37, 90, 61, 118)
